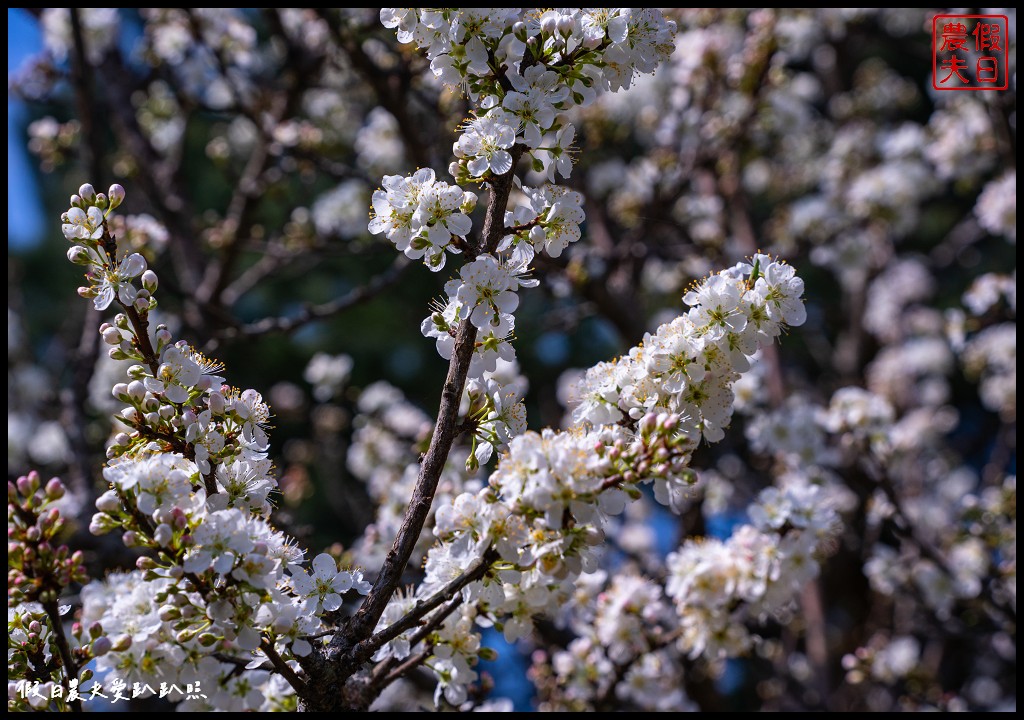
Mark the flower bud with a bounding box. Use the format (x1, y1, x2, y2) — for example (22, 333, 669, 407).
(541, 14, 558, 35)
(44, 477, 65, 500)
(126, 364, 146, 378)
(89, 512, 115, 535)
(158, 605, 181, 622)
(112, 383, 129, 400)
(141, 270, 158, 293)
(108, 184, 126, 210)
(154, 523, 173, 547)
(17, 473, 38, 496)
(111, 634, 132, 652)
(78, 183, 97, 204)
(122, 530, 139, 547)
(67, 246, 92, 264)
(556, 15, 574, 36)
(102, 326, 122, 345)
(479, 647, 498, 661)
(91, 636, 113, 657)
(136, 556, 158, 570)
(94, 192, 108, 210)
(512, 21, 527, 42)
(127, 380, 146, 402)
(208, 392, 225, 415)
(70, 194, 83, 209)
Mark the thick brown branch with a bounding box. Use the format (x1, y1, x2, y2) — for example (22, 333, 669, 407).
(42, 599, 83, 713)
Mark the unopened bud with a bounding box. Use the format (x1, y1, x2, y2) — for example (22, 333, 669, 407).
(541, 14, 558, 35)
(91, 636, 113, 656)
(78, 183, 97, 204)
(154, 523, 173, 547)
(108, 184, 126, 210)
(556, 15, 574, 36)
(158, 605, 181, 622)
(89, 512, 115, 535)
(141, 270, 158, 293)
(111, 634, 132, 652)
(102, 326, 122, 345)
(136, 556, 158, 571)
(44, 477, 65, 500)
(67, 246, 92, 264)
(126, 380, 146, 402)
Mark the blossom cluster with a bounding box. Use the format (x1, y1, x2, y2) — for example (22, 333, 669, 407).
(574, 255, 805, 443)
(49, 186, 373, 710)
(370, 9, 678, 474)
(370, 257, 831, 704)
(8, 472, 100, 712)
(369, 168, 477, 271)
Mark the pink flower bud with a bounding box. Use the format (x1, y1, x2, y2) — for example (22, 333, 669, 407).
(136, 556, 157, 570)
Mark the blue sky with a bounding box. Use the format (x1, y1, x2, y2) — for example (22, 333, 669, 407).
(9, 8, 45, 250)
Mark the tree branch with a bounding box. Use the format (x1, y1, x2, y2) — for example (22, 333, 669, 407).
(212, 256, 412, 344)
(330, 148, 524, 674)
(42, 599, 83, 713)
(357, 549, 495, 666)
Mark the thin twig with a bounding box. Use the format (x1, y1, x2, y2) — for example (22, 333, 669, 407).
(380, 649, 431, 690)
(212, 255, 412, 344)
(357, 550, 494, 665)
